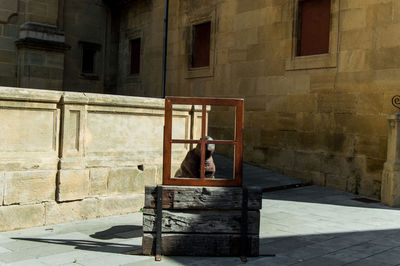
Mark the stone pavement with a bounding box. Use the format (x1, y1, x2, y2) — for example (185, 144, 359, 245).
(213, 154, 304, 190)
(1, 160, 400, 265)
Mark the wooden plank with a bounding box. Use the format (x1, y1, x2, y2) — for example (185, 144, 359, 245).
(142, 233, 259, 256)
(143, 209, 260, 234)
(166, 97, 243, 106)
(144, 186, 262, 210)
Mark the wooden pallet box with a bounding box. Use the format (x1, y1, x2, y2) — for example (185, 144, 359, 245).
(142, 185, 262, 256)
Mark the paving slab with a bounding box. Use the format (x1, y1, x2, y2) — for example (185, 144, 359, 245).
(1, 161, 400, 265)
(214, 154, 305, 189)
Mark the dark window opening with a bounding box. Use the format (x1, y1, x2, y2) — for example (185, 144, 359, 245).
(80, 42, 100, 75)
(297, 0, 331, 56)
(192, 21, 211, 68)
(130, 38, 141, 74)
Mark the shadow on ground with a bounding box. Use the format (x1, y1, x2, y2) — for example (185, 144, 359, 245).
(13, 225, 143, 255)
(90, 225, 142, 240)
(262, 185, 399, 210)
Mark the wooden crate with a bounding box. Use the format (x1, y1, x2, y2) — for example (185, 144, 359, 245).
(142, 185, 262, 257)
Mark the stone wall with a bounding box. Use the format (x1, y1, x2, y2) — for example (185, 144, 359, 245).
(0, 86, 199, 231)
(120, 0, 400, 199)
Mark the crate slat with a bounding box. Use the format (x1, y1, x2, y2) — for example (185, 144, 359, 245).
(143, 208, 260, 234)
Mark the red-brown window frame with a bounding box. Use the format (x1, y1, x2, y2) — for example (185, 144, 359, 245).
(163, 97, 244, 187)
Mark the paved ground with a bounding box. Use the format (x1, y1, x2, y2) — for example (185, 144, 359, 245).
(1, 158, 400, 265)
(214, 154, 303, 189)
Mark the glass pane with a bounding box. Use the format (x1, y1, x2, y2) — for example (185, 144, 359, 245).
(208, 105, 235, 142)
(210, 144, 234, 180)
(172, 105, 204, 141)
(171, 143, 205, 179)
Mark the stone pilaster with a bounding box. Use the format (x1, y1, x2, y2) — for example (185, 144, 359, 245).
(16, 22, 69, 90)
(381, 113, 400, 206)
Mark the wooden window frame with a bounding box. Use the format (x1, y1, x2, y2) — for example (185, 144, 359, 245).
(163, 97, 244, 187)
(286, 0, 339, 71)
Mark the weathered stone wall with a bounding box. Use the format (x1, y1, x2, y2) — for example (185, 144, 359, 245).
(62, 0, 109, 93)
(116, 0, 165, 97)
(0, 86, 199, 231)
(120, 0, 400, 199)
(381, 113, 400, 206)
(0, 0, 68, 90)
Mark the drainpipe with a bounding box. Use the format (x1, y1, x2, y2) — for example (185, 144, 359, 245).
(161, 0, 169, 98)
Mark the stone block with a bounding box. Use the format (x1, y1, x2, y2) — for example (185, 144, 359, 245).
(0, 172, 3, 206)
(355, 135, 387, 159)
(89, 168, 109, 196)
(296, 132, 325, 151)
(0, 62, 15, 77)
(98, 194, 144, 217)
(335, 71, 374, 91)
(236, 0, 266, 14)
(366, 158, 385, 174)
(294, 151, 322, 173)
(57, 170, 89, 202)
(245, 95, 266, 111)
(372, 46, 400, 70)
(334, 114, 387, 136)
(264, 95, 288, 113)
(323, 133, 355, 154)
(320, 154, 357, 177)
(0, 204, 44, 232)
(325, 174, 348, 191)
(356, 93, 384, 114)
(233, 28, 259, 49)
(3, 24, 18, 38)
(376, 24, 400, 49)
(0, 37, 15, 51)
(0, 50, 16, 63)
(359, 178, 380, 199)
(233, 9, 264, 31)
(340, 8, 367, 31)
(246, 44, 266, 61)
(107, 166, 158, 194)
(3, 170, 56, 205)
(26, 52, 45, 65)
(231, 60, 264, 78)
(107, 167, 140, 194)
(381, 165, 400, 206)
(263, 147, 295, 170)
(287, 94, 317, 113)
(46, 53, 64, 67)
(228, 48, 247, 63)
(340, 29, 373, 51)
(45, 198, 99, 225)
(338, 49, 371, 72)
(318, 93, 356, 114)
(138, 166, 158, 192)
(309, 72, 336, 92)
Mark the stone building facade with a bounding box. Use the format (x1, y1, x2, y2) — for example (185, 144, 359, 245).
(1, 0, 400, 202)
